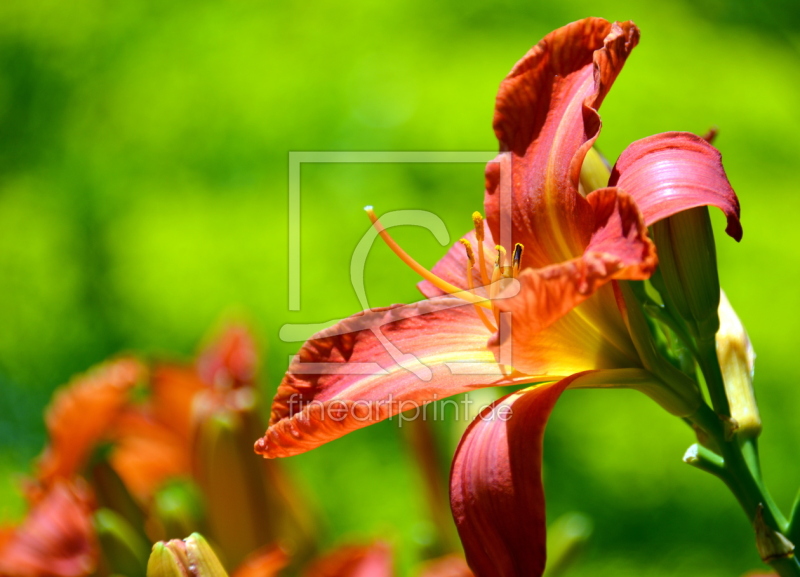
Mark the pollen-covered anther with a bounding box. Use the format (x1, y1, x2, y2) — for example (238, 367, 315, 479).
(472, 212, 491, 286)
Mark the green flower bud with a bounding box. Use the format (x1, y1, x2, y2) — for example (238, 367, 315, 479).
(147, 533, 229, 577)
(652, 206, 721, 340)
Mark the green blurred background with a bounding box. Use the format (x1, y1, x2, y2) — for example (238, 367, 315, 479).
(1, 0, 799, 574)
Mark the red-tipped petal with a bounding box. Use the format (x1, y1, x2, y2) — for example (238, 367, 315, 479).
(256, 298, 512, 459)
(302, 543, 392, 577)
(450, 374, 589, 577)
(0, 481, 97, 577)
(485, 18, 639, 268)
(490, 188, 652, 375)
(609, 131, 742, 241)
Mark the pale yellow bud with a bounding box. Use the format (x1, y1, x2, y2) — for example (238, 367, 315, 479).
(716, 290, 761, 438)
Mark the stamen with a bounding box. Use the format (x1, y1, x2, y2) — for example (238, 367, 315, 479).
(489, 261, 504, 326)
(494, 245, 507, 266)
(458, 238, 474, 264)
(460, 239, 497, 332)
(472, 212, 491, 287)
(365, 207, 492, 309)
(512, 243, 524, 278)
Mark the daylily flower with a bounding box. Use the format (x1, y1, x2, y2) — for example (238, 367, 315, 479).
(255, 17, 741, 577)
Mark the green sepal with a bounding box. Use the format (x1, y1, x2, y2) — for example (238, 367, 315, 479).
(618, 281, 703, 416)
(147, 543, 187, 577)
(147, 533, 229, 577)
(651, 206, 721, 341)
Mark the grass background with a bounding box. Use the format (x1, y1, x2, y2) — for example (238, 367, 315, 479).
(1, 0, 799, 575)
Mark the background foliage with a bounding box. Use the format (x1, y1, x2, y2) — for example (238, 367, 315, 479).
(1, 0, 799, 575)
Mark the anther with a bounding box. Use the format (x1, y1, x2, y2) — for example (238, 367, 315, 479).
(459, 238, 475, 265)
(512, 243, 524, 277)
(494, 245, 507, 266)
(473, 212, 491, 287)
(472, 212, 485, 244)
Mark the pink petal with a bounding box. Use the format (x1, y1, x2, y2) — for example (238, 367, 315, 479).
(450, 374, 588, 577)
(610, 131, 742, 240)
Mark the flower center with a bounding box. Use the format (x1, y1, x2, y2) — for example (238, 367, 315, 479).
(365, 207, 523, 333)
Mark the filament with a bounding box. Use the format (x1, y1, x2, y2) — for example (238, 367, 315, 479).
(460, 239, 497, 332)
(366, 207, 492, 309)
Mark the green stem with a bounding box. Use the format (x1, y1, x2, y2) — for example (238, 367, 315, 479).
(695, 334, 731, 419)
(688, 404, 796, 575)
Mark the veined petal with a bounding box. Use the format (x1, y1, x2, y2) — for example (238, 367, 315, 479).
(609, 132, 742, 240)
(490, 188, 652, 375)
(450, 373, 598, 577)
(36, 358, 145, 487)
(0, 481, 97, 577)
(255, 298, 521, 459)
(485, 18, 639, 268)
(302, 543, 392, 577)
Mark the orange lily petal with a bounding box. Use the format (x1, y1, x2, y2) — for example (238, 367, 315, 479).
(231, 544, 290, 577)
(490, 188, 653, 375)
(0, 481, 97, 577)
(256, 298, 515, 459)
(36, 358, 144, 487)
(150, 365, 207, 441)
(484, 18, 639, 268)
(450, 373, 590, 577)
(109, 410, 190, 501)
(302, 543, 392, 577)
(609, 131, 742, 240)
